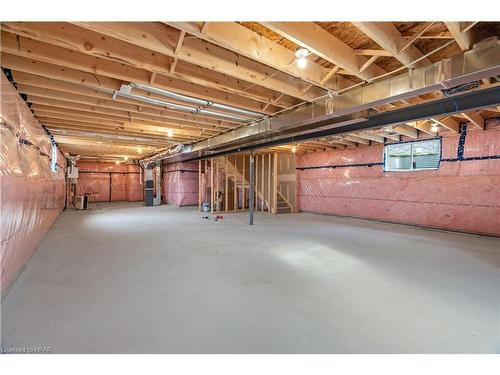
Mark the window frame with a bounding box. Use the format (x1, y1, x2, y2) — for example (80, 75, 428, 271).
(50, 142, 58, 173)
(383, 137, 442, 172)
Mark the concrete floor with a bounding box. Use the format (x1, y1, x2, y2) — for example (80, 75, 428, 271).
(1, 202, 499, 353)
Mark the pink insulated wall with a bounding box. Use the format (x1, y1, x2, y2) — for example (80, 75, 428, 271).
(76, 162, 143, 202)
(163, 161, 199, 206)
(296, 118, 500, 236)
(1, 73, 66, 294)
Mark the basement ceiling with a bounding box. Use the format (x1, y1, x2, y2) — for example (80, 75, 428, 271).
(1, 21, 499, 161)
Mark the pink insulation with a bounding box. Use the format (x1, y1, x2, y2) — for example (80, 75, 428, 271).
(296, 118, 500, 236)
(163, 161, 199, 206)
(126, 164, 144, 202)
(1, 73, 66, 293)
(76, 162, 143, 202)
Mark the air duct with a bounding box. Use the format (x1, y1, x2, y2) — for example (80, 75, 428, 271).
(111, 84, 257, 123)
(141, 39, 500, 165)
(130, 82, 264, 118)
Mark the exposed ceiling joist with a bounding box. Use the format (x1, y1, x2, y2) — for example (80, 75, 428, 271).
(18, 84, 234, 131)
(401, 31, 453, 39)
(11, 71, 241, 128)
(391, 124, 418, 139)
(431, 116, 460, 133)
(398, 22, 435, 53)
(261, 22, 386, 81)
(461, 111, 485, 130)
(353, 49, 392, 57)
(352, 22, 431, 68)
(164, 21, 355, 93)
(0, 30, 286, 114)
(444, 22, 473, 51)
(70, 22, 324, 102)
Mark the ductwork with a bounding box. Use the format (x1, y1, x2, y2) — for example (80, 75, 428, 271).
(49, 128, 177, 146)
(111, 82, 263, 123)
(139, 144, 183, 168)
(130, 82, 263, 118)
(142, 39, 500, 165)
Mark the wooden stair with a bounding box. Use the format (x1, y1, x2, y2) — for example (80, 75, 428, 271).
(276, 190, 293, 213)
(225, 158, 271, 211)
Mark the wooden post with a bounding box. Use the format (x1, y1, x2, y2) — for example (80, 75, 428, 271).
(210, 158, 214, 213)
(224, 155, 228, 212)
(273, 152, 278, 214)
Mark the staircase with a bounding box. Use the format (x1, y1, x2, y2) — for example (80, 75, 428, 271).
(223, 158, 293, 214)
(225, 158, 271, 211)
(276, 190, 292, 214)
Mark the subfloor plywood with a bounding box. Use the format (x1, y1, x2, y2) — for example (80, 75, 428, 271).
(2, 202, 499, 353)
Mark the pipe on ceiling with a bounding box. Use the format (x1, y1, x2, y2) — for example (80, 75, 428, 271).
(130, 82, 263, 118)
(111, 84, 256, 123)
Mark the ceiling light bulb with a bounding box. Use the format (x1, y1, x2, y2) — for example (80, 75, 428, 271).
(166, 129, 174, 137)
(124, 156, 129, 161)
(291, 146, 297, 153)
(295, 47, 309, 59)
(137, 148, 143, 154)
(431, 124, 439, 133)
(115, 160, 120, 165)
(297, 57, 307, 69)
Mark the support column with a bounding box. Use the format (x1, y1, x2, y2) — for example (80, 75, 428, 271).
(225, 155, 228, 212)
(210, 159, 214, 213)
(249, 152, 255, 225)
(144, 163, 154, 206)
(273, 152, 278, 214)
(198, 159, 202, 211)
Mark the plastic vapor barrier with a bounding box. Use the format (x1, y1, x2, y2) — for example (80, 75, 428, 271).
(76, 162, 143, 202)
(163, 161, 199, 206)
(1, 73, 66, 294)
(296, 118, 500, 236)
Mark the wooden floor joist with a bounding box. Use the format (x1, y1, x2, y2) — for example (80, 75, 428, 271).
(0, 21, 496, 160)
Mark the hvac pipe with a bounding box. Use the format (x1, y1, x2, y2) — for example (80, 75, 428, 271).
(113, 85, 253, 123)
(116, 91, 250, 122)
(130, 82, 263, 119)
(249, 152, 255, 225)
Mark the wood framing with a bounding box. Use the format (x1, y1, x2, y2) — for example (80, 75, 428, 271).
(262, 22, 386, 81)
(352, 22, 431, 68)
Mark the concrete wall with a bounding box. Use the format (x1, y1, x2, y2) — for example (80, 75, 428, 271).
(1, 73, 66, 294)
(163, 161, 199, 206)
(76, 162, 143, 202)
(296, 118, 500, 236)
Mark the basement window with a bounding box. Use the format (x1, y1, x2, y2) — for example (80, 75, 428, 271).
(384, 139, 441, 172)
(51, 143, 57, 173)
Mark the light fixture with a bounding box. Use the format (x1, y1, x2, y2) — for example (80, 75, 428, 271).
(431, 123, 440, 133)
(295, 47, 309, 59)
(295, 47, 310, 69)
(166, 129, 174, 137)
(124, 156, 129, 161)
(137, 147, 143, 154)
(297, 57, 308, 69)
(115, 160, 120, 165)
(291, 145, 297, 153)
